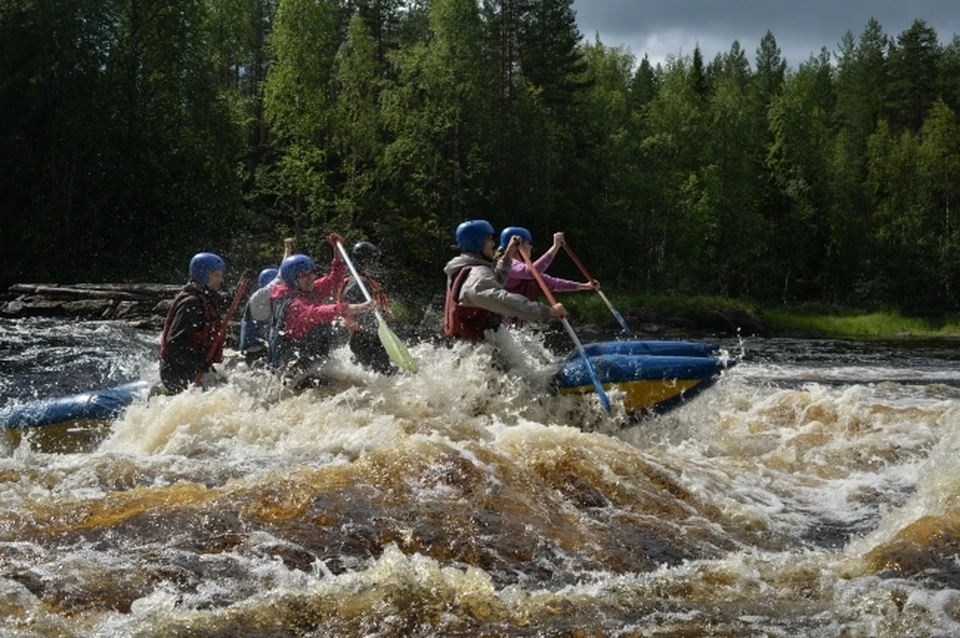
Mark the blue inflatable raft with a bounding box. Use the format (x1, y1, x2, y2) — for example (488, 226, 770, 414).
(0, 381, 155, 430)
(575, 340, 720, 359)
(0, 341, 735, 432)
(553, 349, 734, 416)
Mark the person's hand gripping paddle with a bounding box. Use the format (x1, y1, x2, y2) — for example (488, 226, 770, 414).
(194, 272, 252, 386)
(337, 241, 419, 372)
(562, 242, 632, 337)
(518, 249, 611, 412)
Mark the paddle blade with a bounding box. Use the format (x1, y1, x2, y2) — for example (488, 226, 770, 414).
(378, 321, 418, 372)
(583, 360, 612, 412)
(562, 318, 612, 412)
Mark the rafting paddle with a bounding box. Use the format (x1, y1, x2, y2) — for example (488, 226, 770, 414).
(519, 250, 612, 412)
(194, 272, 252, 386)
(336, 241, 419, 373)
(562, 243, 632, 337)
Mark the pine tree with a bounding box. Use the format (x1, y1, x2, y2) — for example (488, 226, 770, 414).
(886, 19, 942, 133)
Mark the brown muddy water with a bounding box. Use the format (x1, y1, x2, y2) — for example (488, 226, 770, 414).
(3, 318, 960, 636)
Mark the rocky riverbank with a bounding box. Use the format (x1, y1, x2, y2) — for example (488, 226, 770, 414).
(0, 283, 181, 330)
(0, 283, 769, 338)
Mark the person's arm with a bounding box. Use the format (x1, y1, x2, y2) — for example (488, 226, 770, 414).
(284, 298, 349, 339)
(512, 257, 578, 292)
(460, 266, 554, 323)
(531, 251, 556, 273)
(314, 259, 347, 299)
(500, 260, 528, 290)
(538, 272, 583, 293)
(531, 231, 565, 272)
(494, 235, 522, 284)
(545, 231, 564, 257)
(285, 297, 373, 338)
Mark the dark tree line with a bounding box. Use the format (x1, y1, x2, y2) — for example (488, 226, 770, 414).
(3, 2, 960, 313)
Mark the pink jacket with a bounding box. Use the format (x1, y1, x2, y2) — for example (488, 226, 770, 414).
(503, 252, 580, 294)
(270, 259, 348, 340)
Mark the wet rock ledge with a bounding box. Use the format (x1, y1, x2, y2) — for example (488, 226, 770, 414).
(1, 283, 770, 337)
(0, 283, 181, 330)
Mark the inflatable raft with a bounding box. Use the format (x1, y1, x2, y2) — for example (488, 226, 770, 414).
(554, 348, 734, 417)
(0, 341, 735, 433)
(0, 381, 155, 430)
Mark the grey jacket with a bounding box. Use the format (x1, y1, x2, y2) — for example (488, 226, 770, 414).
(443, 253, 553, 324)
(246, 280, 277, 323)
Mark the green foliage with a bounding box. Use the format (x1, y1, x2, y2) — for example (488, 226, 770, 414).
(761, 308, 960, 338)
(5, 2, 960, 323)
(1, 0, 244, 282)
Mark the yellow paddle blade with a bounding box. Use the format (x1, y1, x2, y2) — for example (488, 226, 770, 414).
(378, 321, 418, 372)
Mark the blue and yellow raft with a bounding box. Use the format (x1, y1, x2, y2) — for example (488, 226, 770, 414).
(554, 340, 735, 417)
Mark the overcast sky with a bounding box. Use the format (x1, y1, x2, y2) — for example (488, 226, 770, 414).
(572, 0, 960, 68)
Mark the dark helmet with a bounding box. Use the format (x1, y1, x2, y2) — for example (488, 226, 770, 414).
(258, 267, 279, 288)
(498, 226, 532, 252)
(455, 220, 495, 253)
(279, 254, 316, 288)
(189, 252, 226, 287)
(351, 242, 380, 269)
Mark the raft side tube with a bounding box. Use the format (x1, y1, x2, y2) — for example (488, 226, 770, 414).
(573, 340, 721, 359)
(1, 380, 153, 430)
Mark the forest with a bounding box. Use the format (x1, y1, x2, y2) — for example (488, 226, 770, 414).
(2, 0, 960, 313)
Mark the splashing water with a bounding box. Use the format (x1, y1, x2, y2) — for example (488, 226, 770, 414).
(3, 318, 960, 636)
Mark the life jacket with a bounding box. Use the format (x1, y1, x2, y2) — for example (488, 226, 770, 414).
(337, 276, 390, 332)
(443, 266, 495, 340)
(159, 287, 223, 363)
(267, 296, 333, 367)
(507, 277, 541, 302)
(238, 304, 268, 352)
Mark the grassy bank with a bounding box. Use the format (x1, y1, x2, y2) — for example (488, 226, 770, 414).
(562, 293, 960, 339)
(758, 307, 960, 339)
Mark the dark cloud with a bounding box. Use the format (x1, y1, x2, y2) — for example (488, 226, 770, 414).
(573, 0, 960, 66)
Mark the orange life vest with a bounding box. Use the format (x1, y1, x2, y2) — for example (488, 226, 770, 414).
(507, 277, 540, 301)
(443, 266, 493, 340)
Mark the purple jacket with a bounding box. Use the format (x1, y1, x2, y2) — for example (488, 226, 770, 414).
(503, 252, 580, 294)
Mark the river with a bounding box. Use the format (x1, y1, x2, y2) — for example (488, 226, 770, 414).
(2, 317, 960, 636)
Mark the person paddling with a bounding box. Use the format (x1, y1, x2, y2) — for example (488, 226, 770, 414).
(336, 241, 395, 375)
(159, 252, 229, 394)
(239, 237, 295, 364)
(443, 219, 567, 341)
(494, 227, 598, 327)
(268, 234, 373, 386)
(496, 227, 599, 300)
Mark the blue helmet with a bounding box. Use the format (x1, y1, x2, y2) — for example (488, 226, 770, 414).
(280, 254, 316, 288)
(498, 226, 532, 252)
(258, 267, 279, 288)
(189, 252, 226, 287)
(455, 219, 495, 253)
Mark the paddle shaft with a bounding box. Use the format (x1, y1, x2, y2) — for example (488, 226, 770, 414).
(562, 243, 632, 336)
(194, 274, 251, 386)
(518, 250, 612, 412)
(336, 242, 385, 324)
(336, 242, 418, 372)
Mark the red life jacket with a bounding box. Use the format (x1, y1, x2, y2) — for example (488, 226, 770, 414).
(159, 288, 223, 363)
(444, 266, 493, 340)
(337, 276, 390, 332)
(508, 277, 541, 302)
